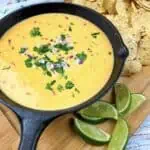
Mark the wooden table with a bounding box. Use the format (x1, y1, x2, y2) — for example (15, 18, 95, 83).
(0, 66, 150, 150)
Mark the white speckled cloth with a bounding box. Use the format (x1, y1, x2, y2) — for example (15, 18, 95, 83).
(0, 0, 150, 149)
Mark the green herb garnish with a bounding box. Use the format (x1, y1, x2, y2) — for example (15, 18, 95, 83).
(72, 93, 75, 98)
(46, 83, 53, 91)
(64, 75, 68, 80)
(46, 80, 56, 91)
(25, 58, 33, 68)
(46, 71, 52, 77)
(54, 43, 73, 53)
(91, 32, 100, 38)
(75, 88, 80, 93)
(57, 84, 64, 92)
(60, 34, 66, 41)
(55, 67, 64, 75)
(69, 26, 72, 32)
(70, 22, 74, 25)
(65, 81, 74, 89)
(76, 52, 87, 63)
(19, 47, 27, 54)
(30, 27, 42, 37)
(33, 44, 51, 55)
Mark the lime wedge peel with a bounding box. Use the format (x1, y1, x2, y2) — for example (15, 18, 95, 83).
(115, 83, 131, 114)
(79, 101, 118, 123)
(122, 93, 146, 117)
(74, 118, 111, 145)
(108, 118, 129, 150)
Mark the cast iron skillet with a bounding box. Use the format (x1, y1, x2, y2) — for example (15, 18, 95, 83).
(0, 2, 129, 150)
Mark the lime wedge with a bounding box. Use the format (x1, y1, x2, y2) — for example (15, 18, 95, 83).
(115, 83, 131, 114)
(74, 118, 110, 145)
(78, 101, 118, 123)
(122, 93, 146, 117)
(108, 118, 128, 150)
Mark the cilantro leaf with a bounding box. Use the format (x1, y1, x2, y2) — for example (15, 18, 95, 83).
(60, 34, 66, 41)
(54, 43, 73, 53)
(57, 84, 64, 92)
(69, 26, 72, 32)
(75, 88, 80, 93)
(91, 32, 100, 38)
(19, 47, 27, 54)
(24, 58, 33, 68)
(46, 80, 56, 91)
(65, 81, 74, 89)
(55, 67, 64, 75)
(30, 27, 42, 37)
(33, 44, 51, 55)
(76, 52, 87, 63)
(46, 83, 53, 91)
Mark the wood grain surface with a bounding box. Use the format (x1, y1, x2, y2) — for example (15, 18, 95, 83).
(0, 66, 150, 150)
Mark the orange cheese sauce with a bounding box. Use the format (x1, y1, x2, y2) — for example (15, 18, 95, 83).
(0, 14, 114, 110)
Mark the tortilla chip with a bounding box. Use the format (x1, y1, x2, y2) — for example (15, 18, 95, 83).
(72, 0, 106, 13)
(87, 0, 97, 2)
(138, 33, 150, 65)
(106, 15, 139, 59)
(103, 0, 117, 14)
(106, 14, 142, 75)
(122, 59, 142, 76)
(134, 0, 150, 11)
(84, 0, 106, 13)
(72, 0, 85, 5)
(115, 0, 130, 16)
(131, 1, 138, 12)
(131, 9, 150, 32)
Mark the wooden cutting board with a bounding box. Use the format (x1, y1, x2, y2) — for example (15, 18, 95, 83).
(0, 66, 150, 150)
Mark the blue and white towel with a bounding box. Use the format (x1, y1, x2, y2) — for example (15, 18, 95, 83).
(0, 0, 150, 149)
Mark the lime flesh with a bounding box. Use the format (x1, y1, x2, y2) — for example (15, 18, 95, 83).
(79, 101, 118, 123)
(123, 93, 146, 117)
(115, 83, 131, 114)
(108, 118, 128, 150)
(74, 118, 110, 145)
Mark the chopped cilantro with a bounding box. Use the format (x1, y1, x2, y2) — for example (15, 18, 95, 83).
(64, 75, 68, 80)
(33, 44, 51, 55)
(70, 22, 74, 25)
(34, 58, 47, 70)
(46, 71, 52, 77)
(72, 93, 75, 98)
(55, 67, 64, 75)
(44, 55, 53, 63)
(91, 32, 100, 38)
(75, 88, 80, 93)
(50, 80, 56, 86)
(54, 43, 73, 53)
(25, 58, 33, 68)
(69, 26, 72, 32)
(41, 64, 47, 71)
(19, 47, 27, 54)
(65, 81, 74, 89)
(30, 27, 42, 37)
(34, 60, 42, 67)
(46, 83, 53, 91)
(76, 52, 87, 63)
(53, 59, 65, 75)
(60, 34, 66, 41)
(46, 80, 56, 91)
(57, 84, 64, 92)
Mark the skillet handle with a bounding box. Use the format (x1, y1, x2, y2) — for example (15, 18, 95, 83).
(19, 119, 50, 150)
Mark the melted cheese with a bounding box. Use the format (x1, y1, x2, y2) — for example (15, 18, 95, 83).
(0, 14, 114, 110)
